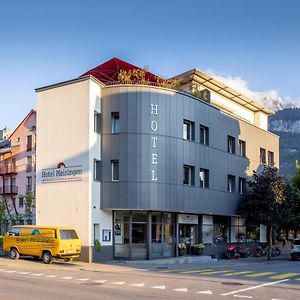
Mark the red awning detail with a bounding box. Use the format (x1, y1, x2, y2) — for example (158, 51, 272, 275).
(79, 57, 159, 84)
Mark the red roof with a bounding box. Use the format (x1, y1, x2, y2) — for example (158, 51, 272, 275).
(80, 57, 159, 84)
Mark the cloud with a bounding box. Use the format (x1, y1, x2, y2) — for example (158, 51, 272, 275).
(205, 69, 300, 111)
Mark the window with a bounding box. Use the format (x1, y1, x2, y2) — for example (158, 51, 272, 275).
(94, 112, 101, 133)
(183, 120, 195, 141)
(199, 168, 209, 188)
(19, 196, 24, 208)
(227, 136, 235, 154)
(268, 151, 274, 166)
(112, 160, 119, 181)
(183, 165, 195, 185)
(94, 160, 101, 181)
(26, 176, 32, 192)
(200, 125, 209, 145)
(238, 140, 246, 157)
(239, 177, 246, 194)
(112, 112, 120, 133)
(227, 175, 236, 192)
(26, 156, 32, 172)
(260, 148, 266, 164)
(26, 135, 32, 151)
(59, 230, 78, 239)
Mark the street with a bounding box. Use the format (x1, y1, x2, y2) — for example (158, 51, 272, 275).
(0, 256, 299, 300)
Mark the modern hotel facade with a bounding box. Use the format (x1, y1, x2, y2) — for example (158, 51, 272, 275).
(36, 58, 279, 262)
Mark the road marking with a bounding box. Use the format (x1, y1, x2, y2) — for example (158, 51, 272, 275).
(197, 290, 213, 295)
(18, 272, 30, 275)
(223, 271, 254, 276)
(181, 269, 213, 274)
(199, 270, 233, 275)
(270, 273, 299, 279)
(129, 283, 144, 287)
(47, 275, 58, 278)
(31, 273, 43, 276)
(111, 281, 125, 285)
(94, 280, 107, 283)
(78, 278, 89, 281)
(173, 288, 187, 292)
(234, 295, 253, 299)
(245, 272, 276, 278)
(5, 270, 16, 273)
(60, 276, 73, 280)
(0, 269, 6, 271)
(221, 279, 289, 296)
(151, 285, 166, 289)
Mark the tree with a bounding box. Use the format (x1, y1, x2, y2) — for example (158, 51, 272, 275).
(0, 196, 8, 234)
(24, 192, 35, 225)
(239, 166, 296, 260)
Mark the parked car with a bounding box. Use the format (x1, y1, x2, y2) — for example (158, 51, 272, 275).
(290, 238, 300, 261)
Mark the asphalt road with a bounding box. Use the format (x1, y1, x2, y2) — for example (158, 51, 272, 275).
(0, 256, 299, 300)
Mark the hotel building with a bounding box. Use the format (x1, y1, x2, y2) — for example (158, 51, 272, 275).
(36, 58, 279, 262)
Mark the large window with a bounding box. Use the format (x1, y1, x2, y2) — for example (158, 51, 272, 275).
(111, 160, 119, 181)
(268, 151, 274, 166)
(183, 119, 195, 141)
(260, 148, 266, 164)
(238, 177, 246, 194)
(238, 140, 246, 157)
(227, 175, 235, 192)
(227, 136, 236, 154)
(200, 125, 209, 145)
(112, 112, 120, 133)
(183, 165, 195, 185)
(199, 168, 209, 188)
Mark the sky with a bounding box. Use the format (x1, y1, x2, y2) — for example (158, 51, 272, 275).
(1, 0, 300, 130)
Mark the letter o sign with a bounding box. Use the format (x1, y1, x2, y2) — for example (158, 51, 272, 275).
(151, 121, 158, 132)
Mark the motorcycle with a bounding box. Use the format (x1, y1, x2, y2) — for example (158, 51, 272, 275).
(225, 243, 240, 259)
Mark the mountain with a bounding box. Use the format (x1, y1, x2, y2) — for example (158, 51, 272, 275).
(269, 108, 300, 178)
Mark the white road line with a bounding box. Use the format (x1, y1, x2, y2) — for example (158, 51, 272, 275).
(47, 275, 58, 278)
(197, 290, 213, 295)
(0, 269, 6, 272)
(78, 278, 89, 281)
(18, 272, 30, 275)
(151, 285, 166, 290)
(31, 273, 43, 276)
(60, 276, 73, 280)
(5, 270, 16, 273)
(94, 280, 107, 283)
(221, 279, 290, 296)
(173, 288, 187, 292)
(129, 283, 144, 287)
(111, 281, 125, 285)
(234, 296, 253, 299)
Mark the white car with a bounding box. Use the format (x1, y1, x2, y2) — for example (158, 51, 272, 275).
(291, 238, 300, 261)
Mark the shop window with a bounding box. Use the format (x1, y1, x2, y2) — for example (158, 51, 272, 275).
(183, 119, 195, 141)
(200, 124, 209, 145)
(183, 165, 195, 185)
(199, 168, 209, 188)
(227, 135, 235, 154)
(112, 112, 120, 133)
(111, 160, 119, 181)
(238, 140, 246, 157)
(227, 174, 235, 192)
(238, 177, 246, 194)
(260, 148, 266, 164)
(268, 151, 274, 166)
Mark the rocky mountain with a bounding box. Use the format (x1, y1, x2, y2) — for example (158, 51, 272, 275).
(268, 108, 300, 178)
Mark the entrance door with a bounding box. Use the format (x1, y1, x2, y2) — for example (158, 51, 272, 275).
(179, 224, 197, 254)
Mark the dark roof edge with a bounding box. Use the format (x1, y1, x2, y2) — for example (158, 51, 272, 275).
(35, 75, 105, 93)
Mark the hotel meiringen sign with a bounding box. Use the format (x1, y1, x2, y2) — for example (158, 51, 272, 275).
(41, 162, 83, 183)
(150, 104, 158, 181)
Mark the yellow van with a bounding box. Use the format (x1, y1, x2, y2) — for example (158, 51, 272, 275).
(3, 225, 81, 264)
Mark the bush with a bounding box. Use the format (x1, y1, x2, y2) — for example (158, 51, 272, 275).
(94, 239, 101, 252)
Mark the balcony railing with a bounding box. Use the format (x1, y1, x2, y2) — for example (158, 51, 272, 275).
(0, 185, 18, 195)
(0, 165, 18, 175)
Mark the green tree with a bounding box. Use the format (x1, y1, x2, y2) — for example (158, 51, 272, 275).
(239, 166, 295, 260)
(0, 196, 8, 234)
(24, 192, 35, 225)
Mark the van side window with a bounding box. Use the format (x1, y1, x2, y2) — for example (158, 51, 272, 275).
(9, 228, 20, 236)
(60, 230, 78, 240)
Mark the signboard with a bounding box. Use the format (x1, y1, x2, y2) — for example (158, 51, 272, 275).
(178, 214, 198, 224)
(102, 229, 111, 242)
(41, 162, 83, 184)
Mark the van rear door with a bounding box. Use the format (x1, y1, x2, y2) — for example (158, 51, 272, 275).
(58, 229, 81, 255)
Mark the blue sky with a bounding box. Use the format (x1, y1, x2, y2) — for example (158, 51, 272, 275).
(1, 0, 300, 130)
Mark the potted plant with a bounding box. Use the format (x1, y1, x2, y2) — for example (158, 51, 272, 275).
(178, 242, 187, 256)
(194, 243, 205, 255)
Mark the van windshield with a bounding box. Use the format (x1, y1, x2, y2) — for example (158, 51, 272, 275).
(60, 230, 78, 240)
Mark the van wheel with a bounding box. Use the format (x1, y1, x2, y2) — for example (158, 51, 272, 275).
(42, 251, 53, 264)
(10, 248, 20, 260)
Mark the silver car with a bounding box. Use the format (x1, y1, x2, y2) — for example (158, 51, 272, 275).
(291, 238, 300, 260)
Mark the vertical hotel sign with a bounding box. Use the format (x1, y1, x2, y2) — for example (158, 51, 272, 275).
(150, 104, 158, 181)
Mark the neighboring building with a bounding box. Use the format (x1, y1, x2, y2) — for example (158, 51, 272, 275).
(0, 110, 36, 227)
(0, 127, 11, 141)
(36, 58, 279, 262)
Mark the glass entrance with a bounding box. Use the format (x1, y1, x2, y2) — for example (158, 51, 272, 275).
(179, 224, 197, 254)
